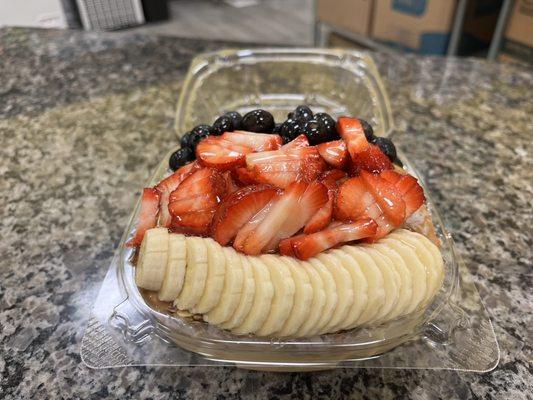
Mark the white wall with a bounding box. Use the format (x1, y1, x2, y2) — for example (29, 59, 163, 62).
(0, 0, 67, 28)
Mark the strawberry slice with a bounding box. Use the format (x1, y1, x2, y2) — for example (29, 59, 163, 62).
(232, 167, 258, 185)
(222, 170, 241, 195)
(211, 185, 278, 246)
(196, 136, 252, 171)
(350, 144, 393, 174)
(303, 176, 339, 234)
(380, 169, 403, 185)
(360, 171, 405, 226)
(337, 117, 369, 159)
(154, 161, 201, 227)
(168, 168, 226, 235)
(317, 140, 348, 169)
(170, 210, 215, 236)
(281, 134, 309, 150)
(222, 130, 283, 151)
(264, 181, 329, 251)
(394, 174, 425, 217)
(126, 188, 160, 247)
(239, 182, 308, 255)
(233, 196, 278, 251)
(280, 218, 378, 260)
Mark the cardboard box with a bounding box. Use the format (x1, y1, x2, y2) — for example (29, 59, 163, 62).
(500, 0, 533, 64)
(317, 0, 374, 36)
(371, 0, 457, 55)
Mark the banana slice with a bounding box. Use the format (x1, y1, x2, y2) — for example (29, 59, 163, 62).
(135, 228, 169, 291)
(329, 248, 368, 331)
(174, 236, 209, 310)
(255, 254, 296, 336)
(341, 246, 386, 325)
(219, 255, 255, 330)
(314, 253, 353, 334)
(295, 260, 326, 337)
(232, 257, 273, 335)
(368, 243, 412, 319)
(191, 239, 227, 314)
(306, 258, 338, 336)
(275, 257, 313, 337)
(380, 239, 426, 314)
(203, 247, 244, 325)
(158, 233, 187, 301)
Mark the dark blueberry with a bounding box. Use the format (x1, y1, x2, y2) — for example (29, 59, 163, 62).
(169, 147, 194, 171)
(241, 109, 275, 133)
(288, 105, 313, 124)
(315, 112, 339, 140)
(212, 115, 233, 135)
(224, 111, 243, 130)
(180, 131, 193, 148)
(280, 118, 302, 142)
(272, 123, 283, 134)
(394, 158, 404, 167)
(372, 137, 397, 162)
(189, 124, 214, 149)
(303, 119, 329, 145)
(359, 119, 375, 141)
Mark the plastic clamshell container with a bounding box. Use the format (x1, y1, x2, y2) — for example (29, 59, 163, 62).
(116, 49, 461, 368)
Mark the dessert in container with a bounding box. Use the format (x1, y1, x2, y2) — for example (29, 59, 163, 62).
(81, 49, 499, 371)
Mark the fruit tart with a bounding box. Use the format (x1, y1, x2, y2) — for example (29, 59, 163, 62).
(128, 107, 444, 338)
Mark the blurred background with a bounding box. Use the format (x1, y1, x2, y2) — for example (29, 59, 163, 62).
(0, 0, 531, 63)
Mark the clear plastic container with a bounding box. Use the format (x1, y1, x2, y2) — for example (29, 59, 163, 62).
(81, 49, 499, 371)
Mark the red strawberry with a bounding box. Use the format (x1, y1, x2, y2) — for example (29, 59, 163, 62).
(281, 134, 309, 150)
(319, 168, 347, 183)
(317, 140, 348, 169)
(380, 169, 403, 185)
(264, 181, 329, 251)
(394, 174, 425, 217)
(239, 182, 308, 255)
(233, 195, 278, 251)
(232, 167, 258, 186)
(168, 168, 226, 235)
(351, 144, 393, 174)
(170, 210, 215, 236)
(196, 136, 252, 171)
(211, 185, 278, 246)
(126, 188, 160, 247)
(280, 218, 378, 260)
(222, 171, 241, 195)
(337, 117, 369, 159)
(222, 130, 282, 151)
(303, 176, 339, 234)
(154, 161, 201, 227)
(360, 171, 405, 226)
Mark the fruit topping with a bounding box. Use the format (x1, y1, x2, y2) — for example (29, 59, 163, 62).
(221, 131, 282, 152)
(281, 134, 309, 149)
(288, 105, 313, 123)
(315, 112, 339, 141)
(169, 147, 195, 171)
(303, 119, 329, 145)
(196, 136, 251, 170)
(126, 188, 160, 247)
(212, 115, 234, 135)
(360, 171, 405, 226)
(279, 218, 378, 260)
(337, 117, 370, 158)
(241, 109, 275, 133)
(381, 170, 425, 217)
(317, 139, 349, 169)
(372, 136, 397, 163)
(280, 118, 302, 143)
(359, 119, 375, 141)
(189, 124, 215, 150)
(349, 143, 393, 174)
(224, 111, 243, 131)
(303, 175, 340, 234)
(180, 132, 193, 149)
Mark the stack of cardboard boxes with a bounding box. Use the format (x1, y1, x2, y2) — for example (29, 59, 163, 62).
(500, 0, 533, 63)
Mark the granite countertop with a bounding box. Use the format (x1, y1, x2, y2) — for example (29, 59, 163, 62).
(0, 27, 531, 399)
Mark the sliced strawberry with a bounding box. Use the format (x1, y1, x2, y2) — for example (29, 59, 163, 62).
(282, 218, 378, 260)
(264, 181, 329, 251)
(196, 136, 252, 171)
(170, 210, 215, 236)
(154, 161, 201, 227)
(360, 171, 405, 226)
(281, 134, 309, 150)
(232, 167, 258, 186)
(222, 171, 241, 195)
(222, 130, 282, 151)
(395, 174, 425, 217)
(240, 182, 308, 255)
(303, 177, 338, 234)
(337, 117, 369, 159)
(126, 188, 160, 247)
(335, 176, 372, 221)
(319, 168, 347, 183)
(351, 144, 393, 174)
(317, 140, 348, 169)
(211, 185, 278, 246)
(380, 169, 403, 185)
(233, 196, 278, 251)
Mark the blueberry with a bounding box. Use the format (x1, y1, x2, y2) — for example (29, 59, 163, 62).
(169, 147, 194, 171)
(212, 115, 233, 135)
(303, 119, 329, 145)
(372, 137, 397, 162)
(224, 111, 243, 130)
(359, 119, 375, 141)
(315, 112, 339, 140)
(189, 124, 214, 149)
(288, 105, 313, 125)
(241, 109, 275, 133)
(180, 131, 193, 148)
(394, 158, 404, 167)
(280, 118, 302, 142)
(272, 123, 283, 134)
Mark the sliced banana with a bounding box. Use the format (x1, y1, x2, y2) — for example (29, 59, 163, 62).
(314, 253, 353, 334)
(295, 260, 326, 337)
(380, 239, 427, 314)
(329, 248, 368, 331)
(203, 247, 244, 325)
(174, 236, 209, 310)
(306, 258, 338, 336)
(255, 254, 296, 336)
(232, 257, 273, 335)
(158, 233, 187, 301)
(275, 257, 313, 337)
(219, 255, 255, 330)
(135, 228, 169, 291)
(191, 239, 227, 314)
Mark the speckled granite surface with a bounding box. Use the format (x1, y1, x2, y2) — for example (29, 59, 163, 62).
(1, 27, 531, 399)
